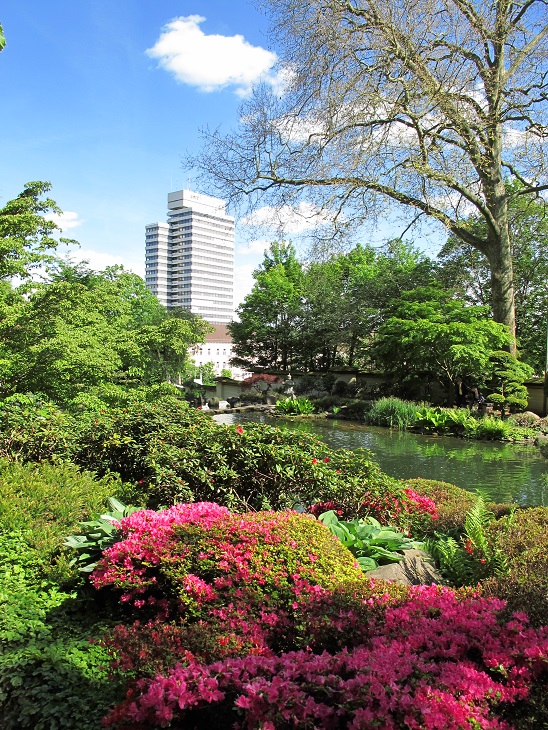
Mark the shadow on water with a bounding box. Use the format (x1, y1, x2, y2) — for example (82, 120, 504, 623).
(213, 412, 548, 507)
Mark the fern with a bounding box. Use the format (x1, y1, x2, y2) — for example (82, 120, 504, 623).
(424, 534, 473, 586)
(426, 493, 511, 587)
(464, 495, 494, 558)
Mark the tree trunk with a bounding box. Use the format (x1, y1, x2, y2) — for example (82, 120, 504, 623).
(485, 179, 517, 355)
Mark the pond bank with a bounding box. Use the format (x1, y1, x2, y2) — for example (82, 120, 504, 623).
(213, 411, 548, 507)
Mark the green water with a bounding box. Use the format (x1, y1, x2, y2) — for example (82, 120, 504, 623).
(212, 412, 548, 507)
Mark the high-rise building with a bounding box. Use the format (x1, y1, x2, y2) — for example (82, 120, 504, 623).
(145, 190, 234, 323)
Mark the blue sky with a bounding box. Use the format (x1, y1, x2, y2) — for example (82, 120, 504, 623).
(0, 1, 441, 305)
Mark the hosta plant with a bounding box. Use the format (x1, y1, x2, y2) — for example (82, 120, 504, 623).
(64, 498, 140, 573)
(318, 510, 423, 571)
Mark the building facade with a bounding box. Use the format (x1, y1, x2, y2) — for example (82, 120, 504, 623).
(190, 324, 252, 380)
(145, 190, 234, 323)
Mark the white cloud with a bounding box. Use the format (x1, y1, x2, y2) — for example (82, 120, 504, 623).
(44, 211, 83, 231)
(72, 249, 126, 272)
(240, 202, 334, 233)
(147, 15, 282, 96)
(236, 238, 270, 256)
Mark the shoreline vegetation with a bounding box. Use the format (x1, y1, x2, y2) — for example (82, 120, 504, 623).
(214, 395, 546, 445)
(1, 391, 547, 729)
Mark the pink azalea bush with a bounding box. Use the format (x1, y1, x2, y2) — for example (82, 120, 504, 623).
(104, 585, 548, 729)
(93, 503, 375, 670)
(91, 502, 548, 729)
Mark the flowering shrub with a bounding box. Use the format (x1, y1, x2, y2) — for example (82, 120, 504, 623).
(402, 478, 479, 535)
(104, 586, 548, 729)
(93, 504, 369, 671)
(309, 486, 438, 529)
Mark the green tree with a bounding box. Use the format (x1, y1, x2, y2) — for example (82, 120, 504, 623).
(229, 242, 304, 371)
(0, 263, 211, 403)
(195, 0, 548, 352)
(371, 286, 513, 396)
(438, 186, 548, 373)
(0, 22, 5, 53)
(181, 361, 217, 386)
(0, 182, 68, 280)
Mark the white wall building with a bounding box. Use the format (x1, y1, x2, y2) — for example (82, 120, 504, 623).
(190, 325, 252, 380)
(145, 190, 234, 323)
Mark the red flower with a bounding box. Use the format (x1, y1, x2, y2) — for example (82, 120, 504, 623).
(311, 458, 318, 464)
(323, 457, 330, 463)
(236, 426, 244, 434)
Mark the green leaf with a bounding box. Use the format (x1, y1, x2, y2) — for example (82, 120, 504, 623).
(356, 556, 377, 571)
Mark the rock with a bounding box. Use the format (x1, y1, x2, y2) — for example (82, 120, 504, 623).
(367, 549, 443, 586)
(525, 411, 541, 421)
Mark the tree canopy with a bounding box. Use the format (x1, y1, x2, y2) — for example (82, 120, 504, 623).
(0, 263, 211, 404)
(0, 183, 212, 405)
(0, 181, 66, 280)
(195, 0, 548, 352)
(230, 239, 438, 372)
(438, 184, 548, 373)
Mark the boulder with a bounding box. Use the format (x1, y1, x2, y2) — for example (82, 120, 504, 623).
(367, 549, 443, 586)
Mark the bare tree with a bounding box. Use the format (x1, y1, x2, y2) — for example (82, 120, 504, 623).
(193, 0, 548, 352)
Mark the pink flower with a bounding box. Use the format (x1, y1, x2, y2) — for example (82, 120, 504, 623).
(236, 425, 244, 434)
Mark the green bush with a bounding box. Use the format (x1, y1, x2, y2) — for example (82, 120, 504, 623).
(0, 459, 122, 581)
(481, 507, 548, 627)
(0, 530, 122, 730)
(366, 397, 418, 429)
(71, 395, 402, 513)
(0, 393, 76, 462)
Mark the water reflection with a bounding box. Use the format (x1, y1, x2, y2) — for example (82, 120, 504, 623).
(213, 412, 548, 507)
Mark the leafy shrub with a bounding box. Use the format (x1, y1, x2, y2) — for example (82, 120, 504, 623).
(482, 507, 548, 627)
(366, 396, 417, 429)
(73, 396, 402, 513)
(308, 394, 345, 411)
(0, 531, 121, 730)
(103, 584, 548, 730)
(275, 396, 315, 415)
(0, 393, 76, 462)
(0, 459, 122, 581)
(318, 510, 423, 571)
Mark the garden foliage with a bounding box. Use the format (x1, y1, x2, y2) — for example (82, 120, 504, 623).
(46, 498, 543, 730)
(318, 510, 424, 571)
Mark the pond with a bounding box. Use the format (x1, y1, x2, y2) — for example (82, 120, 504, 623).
(212, 411, 548, 507)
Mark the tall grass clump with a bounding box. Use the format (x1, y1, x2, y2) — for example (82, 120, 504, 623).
(366, 397, 418, 430)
